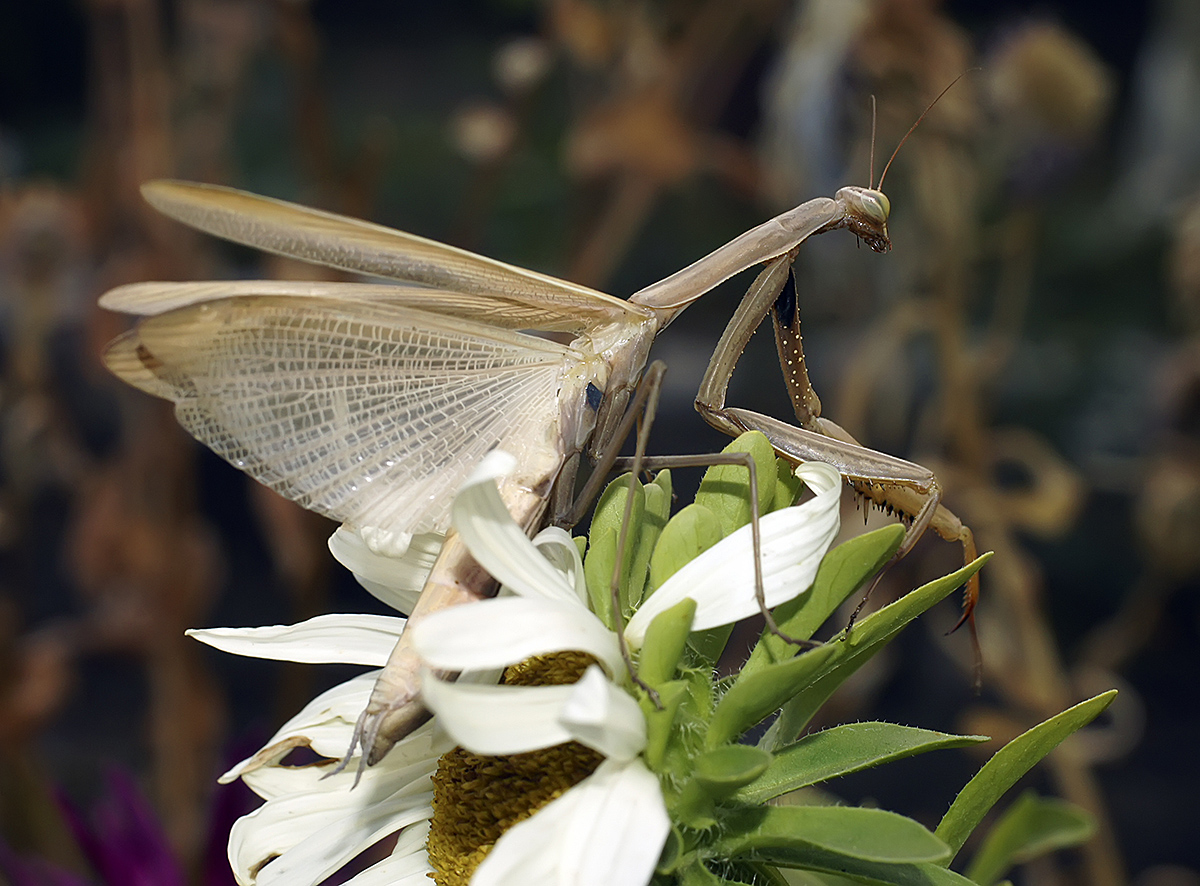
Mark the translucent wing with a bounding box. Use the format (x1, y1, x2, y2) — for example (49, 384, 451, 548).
(141, 181, 631, 314)
(105, 294, 584, 550)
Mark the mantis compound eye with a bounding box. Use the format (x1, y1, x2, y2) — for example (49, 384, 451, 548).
(862, 189, 890, 224)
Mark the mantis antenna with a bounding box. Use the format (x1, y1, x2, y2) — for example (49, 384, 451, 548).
(868, 94, 878, 189)
(876, 68, 979, 192)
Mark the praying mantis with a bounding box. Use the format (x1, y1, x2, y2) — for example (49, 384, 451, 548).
(99, 92, 976, 767)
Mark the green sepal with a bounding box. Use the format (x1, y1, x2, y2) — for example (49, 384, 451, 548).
(744, 525, 906, 675)
(638, 598, 697, 688)
(688, 623, 734, 668)
(674, 778, 718, 830)
(655, 824, 686, 875)
(762, 553, 991, 750)
(694, 431, 777, 535)
(647, 503, 723, 594)
(646, 468, 673, 522)
(584, 527, 619, 629)
(584, 472, 645, 627)
(935, 690, 1116, 859)
(737, 722, 989, 805)
(675, 861, 723, 885)
(715, 805, 952, 865)
(965, 791, 1095, 885)
(642, 680, 689, 772)
(772, 456, 805, 511)
(707, 642, 840, 748)
(629, 470, 673, 607)
(692, 744, 772, 799)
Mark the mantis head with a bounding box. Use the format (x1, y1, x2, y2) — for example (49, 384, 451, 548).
(835, 186, 891, 253)
(838, 72, 974, 256)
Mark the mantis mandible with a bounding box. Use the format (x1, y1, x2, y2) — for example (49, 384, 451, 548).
(99, 89, 973, 765)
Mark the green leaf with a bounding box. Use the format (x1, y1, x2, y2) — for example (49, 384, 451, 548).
(772, 871, 861, 886)
(935, 690, 1116, 858)
(717, 806, 952, 865)
(638, 598, 697, 688)
(584, 473, 645, 627)
(708, 643, 840, 748)
(648, 504, 724, 593)
(737, 723, 990, 805)
(695, 431, 777, 535)
(744, 525, 907, 676)
(965, 791, 1095, 885)
(733, 846, 977, 886)
(692, 745, 772, 799)
(773, 871, 862, 886)
(764, 554, 991, 750)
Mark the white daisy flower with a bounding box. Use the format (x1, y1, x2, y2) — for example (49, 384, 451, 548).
(191, 445, 842, 886)
(409, 450, 842, 885)
(191, 614, 444, 886)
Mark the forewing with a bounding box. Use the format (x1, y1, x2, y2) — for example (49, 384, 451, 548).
(100, 279, 633, 334)
(141, 181, 635, 318)
(106, 295, 576, 544)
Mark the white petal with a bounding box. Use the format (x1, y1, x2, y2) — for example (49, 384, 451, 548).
(329, 526, 444, 614)
(220, 672, 376, 782)
(452, 453, 578, 605)
(530, 526, 589, 604)
(229, 756, 435, 886)
(422, 667, 644, 760)
(340, 822, 433, 886)
(421, 671, 577, 754)
(625, 461, 841, 646)
(238, 722, 447, 801)
(411, 597, 622, 675)
(558, 666, 646, 761)
(472, 759, 668, 886)
(188, 614, 404, 666)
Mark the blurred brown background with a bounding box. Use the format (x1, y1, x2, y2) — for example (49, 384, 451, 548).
(0, 0, 1197, 884)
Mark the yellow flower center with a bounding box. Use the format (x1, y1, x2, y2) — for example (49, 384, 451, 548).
(426, 651, 604, 885)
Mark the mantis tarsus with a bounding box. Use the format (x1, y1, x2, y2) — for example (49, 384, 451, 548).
(99, 89, 976, 766)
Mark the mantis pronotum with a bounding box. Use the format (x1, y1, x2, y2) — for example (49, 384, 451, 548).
(99, 83, 975, 767)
